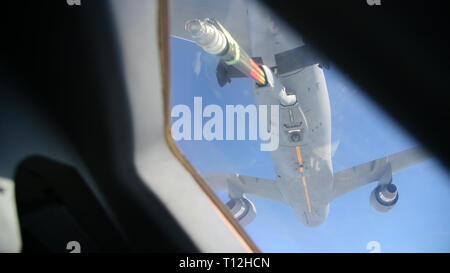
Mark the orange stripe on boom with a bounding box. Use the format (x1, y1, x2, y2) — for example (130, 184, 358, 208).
(250, 58, 264, 75)
(250, 69, 265, 85)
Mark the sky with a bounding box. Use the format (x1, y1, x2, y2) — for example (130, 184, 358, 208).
(170, 36, 450, 253)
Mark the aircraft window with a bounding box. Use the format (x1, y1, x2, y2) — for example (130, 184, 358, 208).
(169, 0, 450, 252)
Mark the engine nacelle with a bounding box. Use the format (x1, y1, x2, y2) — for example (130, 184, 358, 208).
(370, 183, 399, 213)
(226, 196, 256, 226)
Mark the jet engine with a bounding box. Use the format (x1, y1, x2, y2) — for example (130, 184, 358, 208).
(370, 183, 399, 213)
(226, 196, 256, 226)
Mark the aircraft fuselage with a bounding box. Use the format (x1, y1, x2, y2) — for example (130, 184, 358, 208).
(253, 65, 333, 227)
(249, 2, 333, 226)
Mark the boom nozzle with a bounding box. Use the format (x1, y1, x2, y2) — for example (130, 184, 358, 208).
(185, 18, 266, 86)
(185, 19, 227, 55)
(185, 19, 202, 36)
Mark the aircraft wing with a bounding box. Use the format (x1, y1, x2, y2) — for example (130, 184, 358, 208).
(170, 0, 252, 53)
(332, 146, 430, 199)
(202, 173, 285, 204)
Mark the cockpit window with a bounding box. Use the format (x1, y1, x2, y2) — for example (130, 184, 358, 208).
(169, 0, 450, 252)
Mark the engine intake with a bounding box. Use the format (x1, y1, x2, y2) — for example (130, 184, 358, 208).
(370, 183, 399, 213)
(226, 196, 256, 226)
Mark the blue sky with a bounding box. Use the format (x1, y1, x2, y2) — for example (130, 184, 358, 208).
(171, 37, 450, 253)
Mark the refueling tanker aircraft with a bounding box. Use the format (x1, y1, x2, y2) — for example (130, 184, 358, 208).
(170, 0, 430, 227)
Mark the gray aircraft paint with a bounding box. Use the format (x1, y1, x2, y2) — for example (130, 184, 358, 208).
(248, 2, 332, 226)
(170, 0, 429, 227)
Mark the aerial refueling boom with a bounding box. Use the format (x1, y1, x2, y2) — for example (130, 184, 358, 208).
(185, 18, 267, 86)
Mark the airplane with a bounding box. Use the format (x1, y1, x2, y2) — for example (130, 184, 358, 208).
(1, 0, 444, 253)
(170, 0, 430, 227)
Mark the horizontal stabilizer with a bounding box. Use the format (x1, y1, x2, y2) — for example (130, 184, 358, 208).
(332, 146, 430, 199)
(202, 173, 285, 203)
